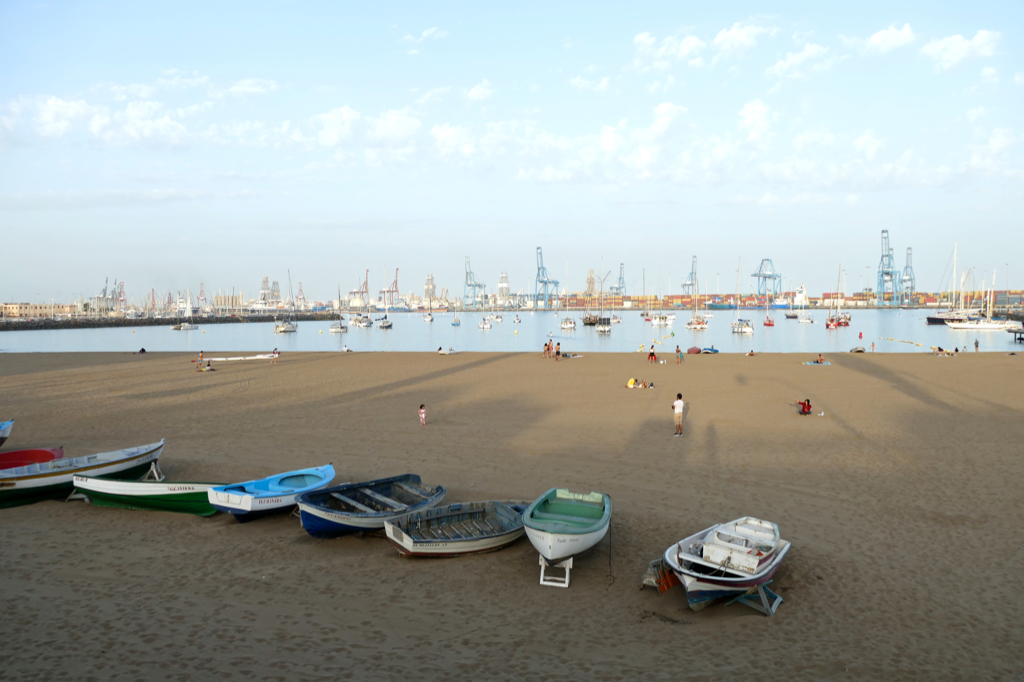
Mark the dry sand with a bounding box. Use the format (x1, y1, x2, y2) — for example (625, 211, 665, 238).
(0, 350, 1021, 680)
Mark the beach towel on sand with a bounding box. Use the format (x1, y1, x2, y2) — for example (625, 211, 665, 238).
(804, 362, 831, 366)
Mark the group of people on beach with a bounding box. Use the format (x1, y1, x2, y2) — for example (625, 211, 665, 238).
(542, 340, 561, 361)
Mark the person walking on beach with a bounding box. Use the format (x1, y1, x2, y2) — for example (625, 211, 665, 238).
(975, 338, 979, 353)
(555, 342, 561, 362)
(419, 404, 426, 426)
(672, 393, 684, 437)
(198, 350, 203, 362)
(675, 345, 683, 364)
(271, 348, 279, 365)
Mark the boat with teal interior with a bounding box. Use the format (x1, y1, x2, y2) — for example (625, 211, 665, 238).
(0, 420, 13, 447)
(72, 476, 223, 516)
(207, 464, 335, 522)
(297, 473, 446, 538)
(523, 488, 612, 563)
(0, 440, 164, 509)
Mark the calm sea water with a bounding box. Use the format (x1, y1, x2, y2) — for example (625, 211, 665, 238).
(0, 309, 1019, 354)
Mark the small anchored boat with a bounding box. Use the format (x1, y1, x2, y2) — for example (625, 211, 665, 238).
(523, 488, 612, 587)
(72, 476, 222, 516)
(0, 419, 13, 447)
(663, 517, 791, 611)
(297, 473, 446, 538)
(207, 464, 335, 522)
(384, 500, 528, 557)
(0, 440, 165, 509)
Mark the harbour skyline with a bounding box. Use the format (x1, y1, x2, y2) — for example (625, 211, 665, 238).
(2, 2, 1022, 299)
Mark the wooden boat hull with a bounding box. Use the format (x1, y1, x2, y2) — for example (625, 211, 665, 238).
(664, 526, 791, 611)
(385, 501, 528, 557)
(0, 420, 12, 447)
(524, 523, 608, 562)
(73, 477, 221, 516)
(297, 474, 446, 538)
(207, 465, 335, 522)
(0, 441, 164, 509)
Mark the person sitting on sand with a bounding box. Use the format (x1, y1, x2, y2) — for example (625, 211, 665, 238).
(138, 348, 147, 354)
(815, 354, 824, 364)
(747, 350, 756, 356)
(797, 398, 812, 415)
(206, 361, 216, 372)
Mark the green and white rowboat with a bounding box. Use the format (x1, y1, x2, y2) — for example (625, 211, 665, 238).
(72, 476, 222, 516)
(0, 440, 164, 509)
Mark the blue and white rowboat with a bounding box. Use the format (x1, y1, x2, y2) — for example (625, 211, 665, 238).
(207, 464, 335, 522)
(663, 518, 791, 611)
(297, 473, 445, 538)
(0, 420, 12, 447)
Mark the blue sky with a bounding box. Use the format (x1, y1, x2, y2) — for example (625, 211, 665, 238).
(1, 1, 1022, 303)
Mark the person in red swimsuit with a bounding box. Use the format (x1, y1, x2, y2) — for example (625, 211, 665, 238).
(797, 398, 812, 415)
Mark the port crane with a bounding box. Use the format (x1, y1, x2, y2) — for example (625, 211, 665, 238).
(534, 247, 559, 309)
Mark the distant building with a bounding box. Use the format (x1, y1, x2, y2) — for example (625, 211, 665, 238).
(2, 303, 79, 319)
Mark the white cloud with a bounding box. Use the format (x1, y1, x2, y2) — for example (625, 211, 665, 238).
(403, 27, 448, 44)
(403, 27, 448, 54)
(35, 97, 101, 137)
(367, 108, 421, 142)
(569, 76, 609, 92)
(863, 24, 915, 54)
(766, 43, 829, 79)
(739, 99, 770, 141)
(226, 78, 277, 97)
(432, 123, 474, 157)
(416, 86, 451, 104)
(631, 32, 706, 72)
(980, 66, 998, 84)
(176, 101, 214, 117)
(793, 128, 835, 150)
(1016, 72, 1024, 85)
(846, 193, 860, 205)
(854, 130, 883, 159)
(921, 30, 1000, 70)
(466, 78, 494, 101)
(648, 75, 676, 94)
(966, 107, 986, 122)
(313, 106, 361, 146)
(712, 23, 776, 61)
(0, 188, 213, 210)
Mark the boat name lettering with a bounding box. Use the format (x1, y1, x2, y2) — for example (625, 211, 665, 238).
(258, 498, 283, 505)
(166, 486, 197, 492)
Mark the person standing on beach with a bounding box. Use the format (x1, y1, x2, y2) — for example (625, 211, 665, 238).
(271, 348, 279, 365)
(871, 342, 875, 354)
(649, 344, 657, 364)
(555, 342, 561, 362)
(675, 345, 682, 364)
(672, 393, 684, 436)
(419, 404, 426, 426)
(975, 339, 979, 353)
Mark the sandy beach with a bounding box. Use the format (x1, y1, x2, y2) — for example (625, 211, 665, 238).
(0, 350, 1021, 680)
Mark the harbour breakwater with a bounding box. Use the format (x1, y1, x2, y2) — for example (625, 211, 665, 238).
(0, 313, 339, 333)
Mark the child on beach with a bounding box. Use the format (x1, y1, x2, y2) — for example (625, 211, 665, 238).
(797, 398, 812, 415)
(419, 404, 426, 426)
(271, 348, 279, 364)
(675, 346, 683, 364)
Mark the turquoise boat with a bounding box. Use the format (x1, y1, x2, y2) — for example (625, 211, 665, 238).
(523, 488, 612, 562)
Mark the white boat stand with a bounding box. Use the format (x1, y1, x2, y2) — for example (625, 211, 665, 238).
(727, 580, 784, 616)
(141, 461, 165, 482)
(539, 554, 573, 588)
